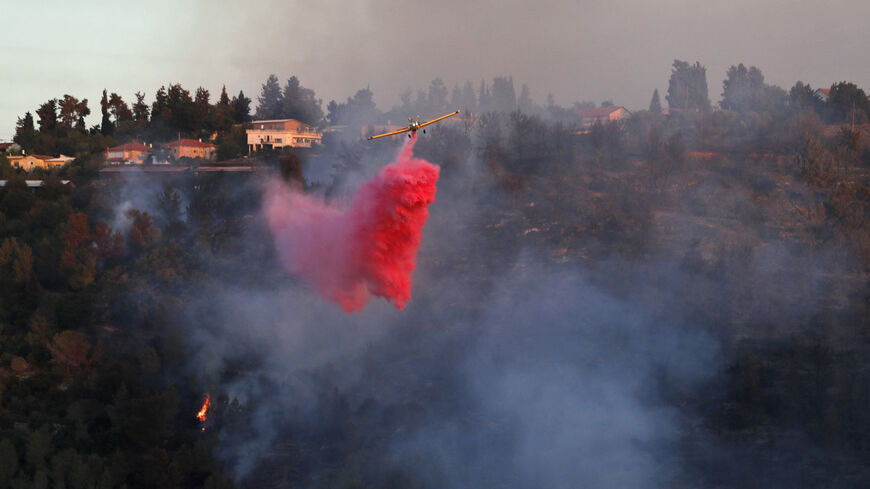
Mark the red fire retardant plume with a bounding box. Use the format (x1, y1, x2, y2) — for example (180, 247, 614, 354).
(263, 137, 439, 313)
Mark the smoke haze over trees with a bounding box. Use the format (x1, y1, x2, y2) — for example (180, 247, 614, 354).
(2, 56, 870, 489)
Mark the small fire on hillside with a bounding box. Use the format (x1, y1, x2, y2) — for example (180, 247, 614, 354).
(197, 394, 211, 430)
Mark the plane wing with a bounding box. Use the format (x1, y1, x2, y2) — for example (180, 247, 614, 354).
(366, 110, 460, 140)
(367, 127, 412, 140)
(417, 109, 461, 129)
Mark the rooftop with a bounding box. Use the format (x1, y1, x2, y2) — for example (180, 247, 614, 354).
(0, 180, 72, 188)
(9, 154, 57, 160)
(165, 139, 216, 148)
(107, 142, 150, 152)
(251, 118, 311, 124)
(575, 106, 628, 118)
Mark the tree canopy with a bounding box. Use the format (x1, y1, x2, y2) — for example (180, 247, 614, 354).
(667, 60, 710, 112)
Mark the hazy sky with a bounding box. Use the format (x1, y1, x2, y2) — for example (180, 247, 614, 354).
(3, 0, 869, 141)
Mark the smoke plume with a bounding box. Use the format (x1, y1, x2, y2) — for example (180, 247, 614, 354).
(263, 136, 439, 312)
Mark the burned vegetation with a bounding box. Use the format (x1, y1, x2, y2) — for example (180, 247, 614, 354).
(1, 65, 870, 488)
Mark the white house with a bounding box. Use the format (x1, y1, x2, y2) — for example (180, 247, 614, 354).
(246, 119, 323, 153)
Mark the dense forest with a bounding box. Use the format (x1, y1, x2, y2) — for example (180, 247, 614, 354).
(1, 59, 870, 488)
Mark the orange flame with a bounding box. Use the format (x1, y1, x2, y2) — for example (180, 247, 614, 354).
(196, 394, 211, 422)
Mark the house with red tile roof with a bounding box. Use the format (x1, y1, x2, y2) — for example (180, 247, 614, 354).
(815, 87, 831, 102)
(106, 142, 151, 164)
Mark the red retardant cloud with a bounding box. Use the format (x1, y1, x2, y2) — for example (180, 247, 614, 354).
(263, 137, 439, 312)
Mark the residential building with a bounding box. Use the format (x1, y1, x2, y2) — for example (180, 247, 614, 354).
(7, 154, 71, 171)
(816, 87, 831, 103)
(575, 106, 631, 131)
(106, 142, 150, 164)
(166, 139, 216, 160)
(247, 119, 322, 153)
(45, 155, 75, 166)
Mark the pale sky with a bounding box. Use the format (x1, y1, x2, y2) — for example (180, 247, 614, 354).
(3, 0, 869, 141)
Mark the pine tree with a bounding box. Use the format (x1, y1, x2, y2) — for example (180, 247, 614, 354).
(649, 89, 662, 114)
(14, 112, 37, 149)
(281, 76, 323, 126)
(232, 91, 251, 123)
(256, 74, 283, 120)
(35, 99, 58, 133)
(133, 92, 149, 122)
(100, 89, 113, 136)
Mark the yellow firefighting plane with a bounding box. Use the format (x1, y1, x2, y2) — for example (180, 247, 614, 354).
(367, 110, 460, 140)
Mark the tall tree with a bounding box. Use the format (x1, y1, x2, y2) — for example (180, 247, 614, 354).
(231, 90, 251, 123)
(326, 87, 380, 131)
(281, 76, 323, 126)
(14, 112, 37, 149)
(157, 184, 186, 238)
(211, 86, 234, 132)
(826, 81, 870, 125)
(166, 83, 196, 133)
(666, 60, 710, 112)
(74, 98, 90, 132)
(218, 85, 230, 106)
(58, 95, 81, 129)
(326, 99, 341, 126)
(788, 81, 824, 114)
(100, 89, 113, 136)
(108, 93, 134, 124)
(133, 91, 150, 122)
(256, 74, 283, 120)
(35, 99, 58, 133)
(719, 63, 786, 114)
(194, 87, 211, 131)
(147, 83, 195, 138)
(151, 85, 168, 120)
(649, 89, 662, 114)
